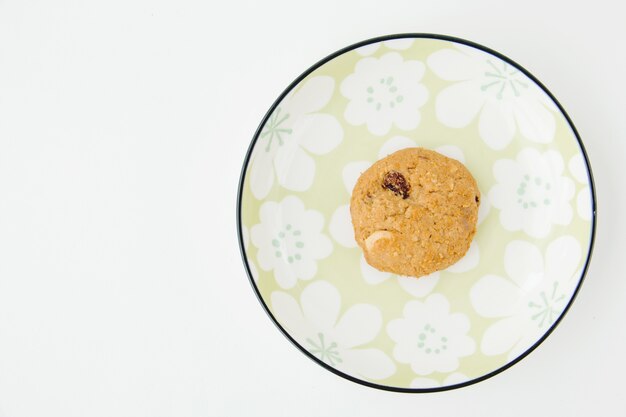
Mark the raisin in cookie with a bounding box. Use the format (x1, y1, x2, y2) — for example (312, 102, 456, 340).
(350, 147, 480, 278)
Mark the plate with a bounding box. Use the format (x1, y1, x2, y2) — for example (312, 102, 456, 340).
(237, 34, 596, 392)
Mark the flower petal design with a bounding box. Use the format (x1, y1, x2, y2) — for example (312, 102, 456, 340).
(489, 184, 518, 231)
(249, 74, 342, 199)
(480, 316, 523, 356)
(377, 135, 416, 158)
(443, 372, 470, 385)
(473, 236, 582, 358)
(356, 39, 416, 56)
(305, 230, 333, 259)
(544, 236, 581, 282)
(273, 144, 316, 192)
(393, 92, 426, 132)
(288, 76, 335, 116)
(504, 240, 544, 290)
(435, 145, 466, 163)
(427, 48, 484, 81)
(278, 195, 311, 225)
(508, 331, 541, 361)
(392, 54, 425, 81)
(409, 377, 440, 389)
(341, 52, 428, 136)
(397, 273, 440, 298)
(274, 259, 297, 289)
(577, 188, 593, 220)
(568, 154, 593, 221)
(513, 96, 556, 143)
(355, 43, 380, 56)
(251, 196, 332, 289)
(553, 178, 575, 227)
(251, 204, 278, 271)
(295, 113, 344, 155)
(249, 148, 276, 200)
(340, 348, 396, 380)
(478, 98, 516, 150)
(568, 153, 589, 184)
(287, 256, 319, 284)
(388, 294, 475, 375)
(363, 108, 394, 136)
(300, 281, 340, 331)
(242, 39, 590, 389)
(271, 281, 395, 382)
(493, 157, 524, 183)
(360, 252, 440, 298)
(489, 149, 574, 238)
(429, 45, 557, 149)
(470, 274, 523, 318)
(435, 80, 485, 128)
(383, 38, 415, 51)
(329, 205, 357, 248)
(360, 255, 392, 285)
(333, 304, 382, 349)
(271, 291, 310, 341)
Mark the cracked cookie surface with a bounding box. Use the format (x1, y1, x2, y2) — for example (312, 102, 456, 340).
(350, 147, 480, 278)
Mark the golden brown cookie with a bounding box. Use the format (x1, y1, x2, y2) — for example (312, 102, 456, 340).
(350, 147, 480, 278)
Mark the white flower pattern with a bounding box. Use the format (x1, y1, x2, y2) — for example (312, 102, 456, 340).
(470, 236, 581, 359)
(251, 196, 332, 289)
(387, 294, 475, 375)
(271, 281, 396, 380)
(341, 52, 428, 136)
(355, 38, 415, 56)
(360, 255, 441, 297)
(568, 154, 593, 221)
(489, 148, 575, 238)
(249, 76, 344, 199)
(428, 45, 558, 150)
(240, 38, 594, 389)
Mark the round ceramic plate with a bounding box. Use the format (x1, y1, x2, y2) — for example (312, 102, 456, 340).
(237, 34, 596, 392)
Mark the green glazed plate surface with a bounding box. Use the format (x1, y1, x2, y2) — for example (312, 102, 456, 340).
(238, 34, 595, 391)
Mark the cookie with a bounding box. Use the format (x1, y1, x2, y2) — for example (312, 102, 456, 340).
(350, 147, 480, 278)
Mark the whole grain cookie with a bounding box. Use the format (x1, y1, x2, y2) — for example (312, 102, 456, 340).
(350, 147, 480, 278)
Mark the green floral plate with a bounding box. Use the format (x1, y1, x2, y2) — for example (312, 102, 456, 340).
(237, 34, 596, 392)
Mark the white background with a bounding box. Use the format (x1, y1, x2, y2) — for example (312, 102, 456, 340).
(0, 1, 624, 416)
